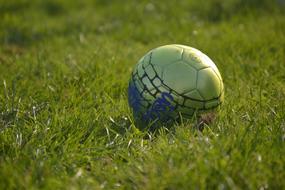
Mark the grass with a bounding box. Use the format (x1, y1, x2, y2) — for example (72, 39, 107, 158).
(0, 0, 285, 189)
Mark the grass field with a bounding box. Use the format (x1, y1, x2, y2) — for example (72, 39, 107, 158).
(1, 0, 285, 189)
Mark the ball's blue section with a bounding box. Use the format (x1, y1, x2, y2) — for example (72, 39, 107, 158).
(127, 82, 141, 117)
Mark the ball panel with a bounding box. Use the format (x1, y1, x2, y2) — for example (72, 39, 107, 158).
(162, 61, 197, 94)
(200, 53, 222, 81)
(183, 48, 210, 70)
(140, 88, 155, 101)
(152, 65, 163, 79)
(142, 53, 152, 68)
(157, 85, 169, 94)
(184, 99, 204, 109)
(177, 106, 195, 118)
(137, 63, 145, 78)
(141, 91, 177, 124)
(205, 99, 221, 109)
(139, 99, 151, 108)
(197, 68, 221, 100)
(170, 91, 184, 105)
(144, 65, 156, 79)
(151, 45, 183, 67)
(183, 89, 204, 101)
(134, 77, 144, 91)
(173, 44, 193, 49)
(153, 78, 162, 87)
(142, 77, 156, 93)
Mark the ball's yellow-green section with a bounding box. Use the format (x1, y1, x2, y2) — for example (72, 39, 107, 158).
(128, 44, 224, 126)
(162, 61, 197, 93)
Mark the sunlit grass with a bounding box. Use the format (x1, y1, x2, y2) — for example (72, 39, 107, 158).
(0, 0, 285, 189)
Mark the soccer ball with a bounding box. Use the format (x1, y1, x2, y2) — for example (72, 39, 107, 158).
(128, 44, 224, 128)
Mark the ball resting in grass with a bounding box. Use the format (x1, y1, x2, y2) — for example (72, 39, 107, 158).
(128, 44, 224, 130)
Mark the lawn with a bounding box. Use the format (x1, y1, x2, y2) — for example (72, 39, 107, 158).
(0, 0, 285, 189)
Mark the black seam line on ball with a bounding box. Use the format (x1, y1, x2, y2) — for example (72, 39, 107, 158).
(148, 57, 222, 103)
(197, 66, 210, 71)
(143, 63, 213, 111)
(149, 61, 220, 102)
(134, 77, 151, 101)
(143, 64, 221, 112)
(210, 66, 222, 82)
(142, 60, 220, 111)
(131, 52, 223, 116)
(137, 75, 157, 100)
(133, 75, 176, 121)
(132, 77, 220, 117)
(132, 73, 144, 91)
(131, 74, 152, 106)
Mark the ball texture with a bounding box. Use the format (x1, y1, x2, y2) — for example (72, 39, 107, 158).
(128, 44, 224, 128)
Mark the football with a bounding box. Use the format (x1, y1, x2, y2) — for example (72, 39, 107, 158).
(128, 44, 224, 128)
